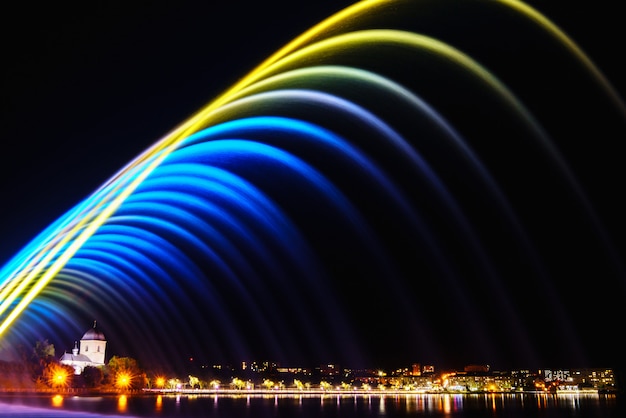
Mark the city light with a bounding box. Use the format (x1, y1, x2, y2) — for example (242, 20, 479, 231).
(54, 373, 66, 386)
(47, 364, 71, 389)
(155, 376, 166, 388)
(115, 371, 133, 391)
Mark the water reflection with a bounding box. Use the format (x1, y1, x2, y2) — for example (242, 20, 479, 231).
(155, 394, 162, 412)
(117, 394, 127, 413)
(443, 394, 452, 414)
(51, 394, 63, 408)
(1, 391, 617, 417)
(335, 392, 616, 415)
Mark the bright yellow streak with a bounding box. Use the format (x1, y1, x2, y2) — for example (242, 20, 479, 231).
(0, 149, 171, 336)
(0, 236, 64, 303)
(0, 11, 499, 337)
(220, 29, 527, 125)
(499, 0, 625, 115)
(147, 0, 381, 142)
(154, 29, 530, 143)
(0, 1, 380, 337)
(2, 0, 622, 337)
(0, 165, 143, 307)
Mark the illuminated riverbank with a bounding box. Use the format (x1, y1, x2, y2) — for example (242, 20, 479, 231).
(142, 388, 604, 396)
(1, 389, 617, 418)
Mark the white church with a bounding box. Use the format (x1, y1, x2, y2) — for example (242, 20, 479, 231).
(60, 321, 107, 375)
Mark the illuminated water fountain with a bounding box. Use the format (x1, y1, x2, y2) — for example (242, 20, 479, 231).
(0, 0, 624, 371)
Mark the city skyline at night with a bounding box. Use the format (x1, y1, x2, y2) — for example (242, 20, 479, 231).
(1, 0, 625, 377)
(6, 320, 620, 394)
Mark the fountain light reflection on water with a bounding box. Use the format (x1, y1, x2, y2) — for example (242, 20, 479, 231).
(51, 394, 63, 408)
(137, 391, 617, 416)
(204, 391, 618, 416)
(117, 394, 127, 413)
(0, 392, 619, 417)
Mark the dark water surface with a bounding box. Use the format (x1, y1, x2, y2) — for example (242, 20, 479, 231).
(0, 392, 623, 417)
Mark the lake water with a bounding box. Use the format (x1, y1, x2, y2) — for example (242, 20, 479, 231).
(0, 392, 623, 417)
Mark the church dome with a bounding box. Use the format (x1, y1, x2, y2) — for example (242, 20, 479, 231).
(81, 321, 106, 341)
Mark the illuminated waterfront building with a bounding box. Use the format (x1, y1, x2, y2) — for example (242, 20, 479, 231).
(59, 321, 107, 375)
(541, 368, 616, 391)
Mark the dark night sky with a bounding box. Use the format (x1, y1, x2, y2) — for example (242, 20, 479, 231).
(1, 1, 625, 373)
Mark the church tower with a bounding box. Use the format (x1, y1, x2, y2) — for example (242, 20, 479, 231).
(79, 320, 107, 365)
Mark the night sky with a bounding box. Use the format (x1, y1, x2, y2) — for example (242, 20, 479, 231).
(1, 1, 625, 375)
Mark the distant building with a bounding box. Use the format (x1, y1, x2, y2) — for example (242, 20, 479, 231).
(60, 321, 107, 375)
(464, 364, 490, 373)
(542, 368, 616, 391)
(411, 363, 421, 376)
(422, 365, 435, 374)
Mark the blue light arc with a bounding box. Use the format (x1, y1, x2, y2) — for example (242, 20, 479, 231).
(1, 0, 624, 369)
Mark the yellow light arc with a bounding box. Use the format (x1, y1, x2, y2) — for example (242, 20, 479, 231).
(1, 0, 621, 337)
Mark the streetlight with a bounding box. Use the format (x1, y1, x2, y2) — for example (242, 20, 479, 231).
(55, 373, 66, 386)
(47, 364, 70, 389)
(155, 376, 165, 389)
(116, 371, 132, 391)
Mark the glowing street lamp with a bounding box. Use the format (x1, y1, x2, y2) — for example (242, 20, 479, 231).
(54, 373, 66, 386)
(155, 376, 165, 388)
(116, 371, 132, 391)
(47, 364, 70, 389)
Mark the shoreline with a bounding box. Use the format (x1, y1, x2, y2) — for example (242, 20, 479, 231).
(145, 388, 607, 396)
(0, 387, 613, 397)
